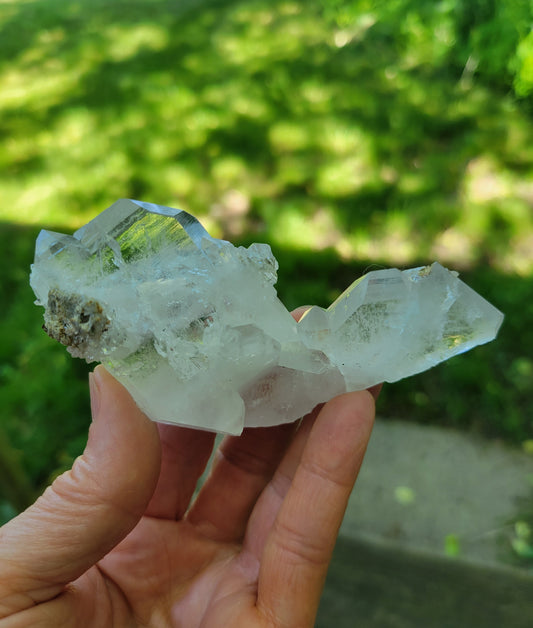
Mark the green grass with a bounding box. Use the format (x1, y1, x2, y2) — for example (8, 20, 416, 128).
(1, 0, 532, 516)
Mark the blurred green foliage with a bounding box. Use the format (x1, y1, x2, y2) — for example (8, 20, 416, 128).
(0, 0, 532, 518)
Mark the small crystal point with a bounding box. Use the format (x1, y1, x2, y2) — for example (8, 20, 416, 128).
(30, 200, 504, 434)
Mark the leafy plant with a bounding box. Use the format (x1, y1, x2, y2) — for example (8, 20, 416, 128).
(0, 0, 532, 515)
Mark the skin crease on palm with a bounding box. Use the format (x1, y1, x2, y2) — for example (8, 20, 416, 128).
(0, 307, 379, 627)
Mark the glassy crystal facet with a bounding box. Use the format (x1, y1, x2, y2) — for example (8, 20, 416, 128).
(30, 199, 504, 434)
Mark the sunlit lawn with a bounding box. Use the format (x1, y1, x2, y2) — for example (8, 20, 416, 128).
(1, 0, 532, 513)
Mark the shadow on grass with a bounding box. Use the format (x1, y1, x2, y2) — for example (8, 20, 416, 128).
(0, 223, 92, 508)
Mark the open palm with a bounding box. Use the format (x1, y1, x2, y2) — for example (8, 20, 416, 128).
(0, 367, 375, 628)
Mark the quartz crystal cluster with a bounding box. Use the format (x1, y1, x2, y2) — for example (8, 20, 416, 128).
(30, 199, 504, 434)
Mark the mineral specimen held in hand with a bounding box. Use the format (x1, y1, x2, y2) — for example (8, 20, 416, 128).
(30, 199, 504, 434)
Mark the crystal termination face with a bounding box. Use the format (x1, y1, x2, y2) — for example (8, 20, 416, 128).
(30, 199, 504, 435)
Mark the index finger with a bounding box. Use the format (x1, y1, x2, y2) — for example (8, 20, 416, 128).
(256, 390, 375, 626)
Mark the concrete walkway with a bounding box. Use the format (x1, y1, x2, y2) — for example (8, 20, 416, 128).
(317, 418, 533, 627)
(340, 418, 533, 565)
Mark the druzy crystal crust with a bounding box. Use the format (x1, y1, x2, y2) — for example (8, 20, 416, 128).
(30, 199, 504, 434)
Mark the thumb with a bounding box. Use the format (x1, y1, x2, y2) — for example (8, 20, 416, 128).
(0, 366, 161, 617)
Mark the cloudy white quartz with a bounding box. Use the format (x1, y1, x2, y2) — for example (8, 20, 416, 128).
(30, 199, 504, 434)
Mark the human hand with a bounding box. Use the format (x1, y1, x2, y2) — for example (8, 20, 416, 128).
(0, 313, 377, 628)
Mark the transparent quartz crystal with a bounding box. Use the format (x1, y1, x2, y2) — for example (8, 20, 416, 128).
(30, 199, 504, 434)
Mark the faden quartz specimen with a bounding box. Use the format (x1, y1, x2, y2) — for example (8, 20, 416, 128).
(30, 199, 504, 434)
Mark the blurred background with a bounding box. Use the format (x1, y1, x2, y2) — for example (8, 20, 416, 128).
(0, 0, 532, 593)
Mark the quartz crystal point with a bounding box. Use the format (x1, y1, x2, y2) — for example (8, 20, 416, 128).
(30, 199, 504, 434)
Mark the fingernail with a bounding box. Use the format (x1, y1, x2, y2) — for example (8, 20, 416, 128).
(89, 370, 101, 419)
